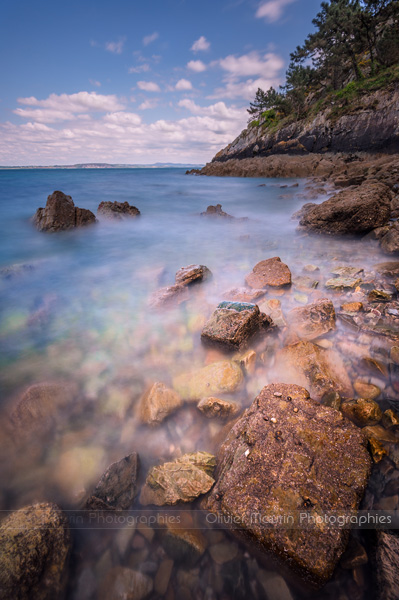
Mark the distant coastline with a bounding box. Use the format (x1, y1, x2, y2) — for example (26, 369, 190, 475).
(0, 162, 204, 170)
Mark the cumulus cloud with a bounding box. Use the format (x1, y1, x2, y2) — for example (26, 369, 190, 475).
(255, 0, 297, 23)
(137, 81, 161, 92)
(175, 79, 193, 91)
(191, 36, 210, 52)
(187, 60, 207, 72)
(138, 99, 158, 110)
(103, 112, 141, 125)
(143, 32, 159, 46)
(105, 38, 125, 54)
(177, 99, 245, 120)
(128, 64, 150, 74)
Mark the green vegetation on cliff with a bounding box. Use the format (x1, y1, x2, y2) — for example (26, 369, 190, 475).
(247, 0, 399, 129)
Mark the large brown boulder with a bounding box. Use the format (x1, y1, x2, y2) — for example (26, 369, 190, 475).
(33, 191, 96, 231)
(380, 223, 399, 254)
(287, 299, 336, 341)
(0, 502, 71, 600)
(138, 382, 182, 425)
(97, 201, 140, 220)
(204, 383, 371, 588)
(298, 182, 391, 235)
(245, 257, 292, 288)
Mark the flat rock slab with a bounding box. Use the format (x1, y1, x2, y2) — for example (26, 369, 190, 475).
(246, 257, 292, 288)
(0, 502, 71, 600)
(138, 382, 182, 425)
(175, 264, 212, 286)
(201, 302, 271, 350)
(33, 190, 96, 232)
(204, 383, 371, 588)
(173, 360, 243, 400)
(85, 452, 139, 510)
(140, 451, 216, 506)
(287, 299, 336, 341)
(97, 201, 140, 219)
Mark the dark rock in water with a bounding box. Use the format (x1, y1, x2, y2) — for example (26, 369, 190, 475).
(200, 204, 234, 219)
(0, 263, 34, 280)
(380, 223, 399, 254)
(85, 453, 139, 510)
(97, 200, 140, 220)
(245, 256, 292, 288)
(162, 513, 206, 565)
(148, 283, 189, 308)
(0, 502, 71, 600)
(292, 202, 317, 221)
(373, 531, 399, 600)
(99, 567, 153, 600)
(201, 302, 272, 351)
(33, 190, 97, 232)
(175, 264, 212, 286)
(287, 298, 336, 341)
(204, 383, 371, 588)
(298, 182, 392, 235)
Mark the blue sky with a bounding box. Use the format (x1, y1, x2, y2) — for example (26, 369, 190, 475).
(0, 0, 322, 165)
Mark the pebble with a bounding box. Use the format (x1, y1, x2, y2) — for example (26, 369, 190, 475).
(154, 559, 174, 595)
(270, 417, 277, 424)
(209, 542, 239, 565)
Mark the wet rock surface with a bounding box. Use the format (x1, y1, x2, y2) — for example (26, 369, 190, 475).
(85, 452, 139, 510)
(33, 191, 96, 232)
(197, 396, 239, 419)
(175, 264, 212, 286)
(148, 283, 189, 309)
(287, 298, 336, 341)
(173, 360, 243, 400)
(138, 382, 182, 425)
(373, 531, 399, 600)
(0, 502, 71, 600)
(245, 256, 292, 288)
(97, 201, 140, 219)
(205, 383, 371, 588)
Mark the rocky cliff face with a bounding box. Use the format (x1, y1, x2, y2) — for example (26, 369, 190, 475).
(211, 85, 399, 163)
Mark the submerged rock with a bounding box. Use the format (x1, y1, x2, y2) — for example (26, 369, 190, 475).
(325, 276, 362, 290)
(341, 399, 382, 427)
(204, 383, 371, 588)
(298, 182, 391, 235)
(97, 200, 140, 219)
(148, 283, 189, 308)
(175, 264, 212, 286)
(99, 567, 153, 600)
(85, 453, 139, 510)
(162, 513, 206, 565)
(33, 190, 96, 232)
(287, 298, 336, 341)
(138, 382, 182, 426)
(0, 502, 71, 600)
(373, 531, 399, 600)
(200, 204, 238, 219)
(222, 287, 266, 303)
(354, 381, 381, 400)
(245, 257, 292, 288)
(197, 396, 239, 419)
(201, 302, 272, 351)
(173, 360, 243, 400)
(140, 451, 216, 506)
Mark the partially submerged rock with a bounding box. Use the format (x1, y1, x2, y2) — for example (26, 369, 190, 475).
(175, 264, 212, 286)
(341, 399, 382, 427)
(173, 361, 243, 400)
(201, 301, 272, 351)
(245, 257, 292, 288)
(140, 451, 216, 506)
(197, 396, 239, 419)
(0, 503, 71, 600)
(138, 382, 182, 426)
(222, 287, 266, 303)
(33, 191, 96, 232)
(97, 200, 140, 219)
(380, 223, 399, 254)
(298, 182, 391, 235)
(325, 276, 362, 290)
(85, 453, 139, 510)
(148, 284, 189, 309)
(162, 513, 206, 566)
(204, 383, 371, 588)
(200, 204, 241, 220)
(287, 298, 336, 341)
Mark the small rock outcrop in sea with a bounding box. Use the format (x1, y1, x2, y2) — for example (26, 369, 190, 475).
(138, 382, 182, 426)
(97, 200, 140, 220)
(298, 182, 392, 235)
(175, 264, 212, 286)
(33, 190, 97, 232)
(140, 451, 216, 506)
(0, 502, 71, 600)
(287, 298, 336, 341)
(200, 204, 234, 219)
(204, 383, 371, 588)
(173, 361, 243, 400)
(245, 256, 292, 288)
(201, 301, 272, 351)
(85, 452, 139, 510)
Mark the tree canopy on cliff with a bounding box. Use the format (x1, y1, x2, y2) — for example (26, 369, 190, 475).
(248, 0, 399, 124)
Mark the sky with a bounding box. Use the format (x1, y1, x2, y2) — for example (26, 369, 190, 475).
(0, 0, 322, 165)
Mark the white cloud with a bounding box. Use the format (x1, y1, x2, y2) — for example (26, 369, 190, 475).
(187, 60, 207, 72)
(128, 64, 150, 74)
(255, 0, 297, 23)
(191, 36, 210, 52)
(89, 79, 101, 87)
(218, 51, 284, 77)
(105, 38, 125, 54)
(175, 79, 193, 91)
(103, 112, 141, 125)
(177, 99, 245, 121)
(138, 99, 159, 110)
(137, 81, 161, 92)
(143, 32, 159, 46)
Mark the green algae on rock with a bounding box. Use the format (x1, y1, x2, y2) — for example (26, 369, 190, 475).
(204, 383, 371, 588)
(173, 361, 243, 401)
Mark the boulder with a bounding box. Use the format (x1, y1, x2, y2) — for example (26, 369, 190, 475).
(287, 299, 336, 341)
(99, 567, 153, 600)
(380, 224, 399, 254)
(373, 531, 399, 600)
(175, 264, 212, 286)
(200, 204, 234, 219)
(373, 262, 399, 277)
(299, 182, 391, 235)
(197, 396, 239, 419)
(97, 201, 140, 219)
(204, 383, 371, 588)
(148, 284, 189, 309)
(139, 451, 216, 506)
(275, 341, 353, 401)
(138, 382, 182, 426)
(201, 301, 272, 351)
(0, 503, 71, 600)
(245, 257, 292, 288)
(33, 191, 96, 232)
(85, 452, 139, 510)
(173, 361, 243, 401)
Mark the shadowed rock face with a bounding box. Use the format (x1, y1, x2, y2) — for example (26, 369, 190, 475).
(298, 182, 392, 235)
(0, 502, 71, 600)
(204, 383, 371, 588)
(33, 191, 96, 232)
